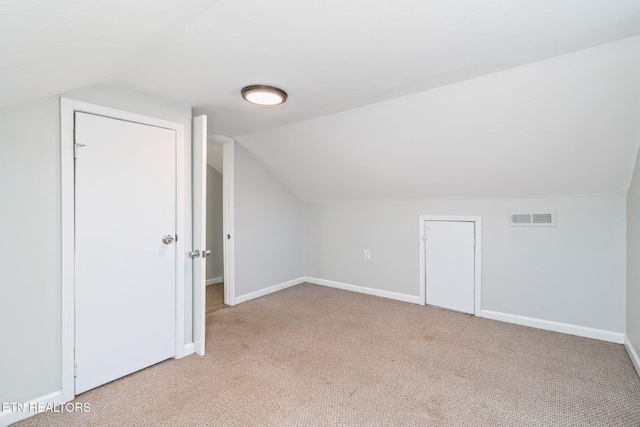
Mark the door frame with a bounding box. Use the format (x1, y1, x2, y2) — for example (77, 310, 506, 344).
(60, 98, 185, 402)
(419, 215, 482, 315)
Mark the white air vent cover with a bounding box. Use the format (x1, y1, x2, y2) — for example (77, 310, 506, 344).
(509, 211, 556, 227)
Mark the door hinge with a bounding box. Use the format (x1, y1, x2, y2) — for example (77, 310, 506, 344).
(74, 362, 78, 378)
(73, 127, 86, 159)
(74, 143, 86, 159)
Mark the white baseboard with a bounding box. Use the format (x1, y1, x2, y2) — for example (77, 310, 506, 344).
(183, 343, 195, 357)
(624, 335, 640, 376)
(479, 310, 624, 344)
(206, 277, 223, 286)
(235, 277, 306, 304)
(305, 277, 421, 305)
(0, 390, 64, 427)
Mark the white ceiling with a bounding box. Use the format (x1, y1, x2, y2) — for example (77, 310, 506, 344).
(0, 0, 214, 108)
(2, 0, 640, 200)
(238, 37, 640, 200)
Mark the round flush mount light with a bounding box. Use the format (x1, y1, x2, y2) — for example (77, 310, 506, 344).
(241, 85, 288, 106)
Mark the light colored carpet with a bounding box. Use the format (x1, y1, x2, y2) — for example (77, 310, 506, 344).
(206, 282, 227, 315)
(13, 283, 640, 426)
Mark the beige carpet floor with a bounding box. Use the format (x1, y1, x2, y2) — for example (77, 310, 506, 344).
(206, 282, 228, 315)
(13, 283, 640, 426)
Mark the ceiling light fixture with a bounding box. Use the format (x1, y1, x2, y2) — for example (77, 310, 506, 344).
(241, 85, 288, 106)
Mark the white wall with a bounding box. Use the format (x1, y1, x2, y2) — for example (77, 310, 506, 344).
(0, 97, 61, 404)
(305, 196, 626, 333)
(0, 86, 193, 409)
(234, 144, 305, 297)
(627, 148, 640, 366)
(206, 165, 224, 281)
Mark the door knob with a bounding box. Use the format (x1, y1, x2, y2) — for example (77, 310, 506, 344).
(162, 235, 175, 244)
(189, 250, 200, 258)
(202, 249, 211, 258)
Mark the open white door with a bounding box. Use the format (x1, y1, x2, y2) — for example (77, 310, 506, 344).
(192, 115, 208, 356)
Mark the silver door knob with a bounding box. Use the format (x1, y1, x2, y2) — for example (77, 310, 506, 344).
(162, 235, 175, 244)
(189, 250, 200, 258)
(202, 249, 211, 258)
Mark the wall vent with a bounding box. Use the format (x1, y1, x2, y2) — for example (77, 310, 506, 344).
(509, 211, 556, 227)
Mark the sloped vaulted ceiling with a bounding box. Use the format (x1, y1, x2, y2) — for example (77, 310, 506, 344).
(2, 0, 640, 200)
(236, 37, 640, 200)
(0, 0, 215, 108)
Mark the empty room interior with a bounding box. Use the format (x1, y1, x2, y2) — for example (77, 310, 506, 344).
(2, 1, 640, 425)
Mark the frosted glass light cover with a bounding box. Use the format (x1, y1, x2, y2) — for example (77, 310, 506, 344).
(241, 85, 287, 106)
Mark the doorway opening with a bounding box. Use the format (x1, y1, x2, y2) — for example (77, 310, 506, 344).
(205, 138, 227, 315)
(191, 127, 236, 356)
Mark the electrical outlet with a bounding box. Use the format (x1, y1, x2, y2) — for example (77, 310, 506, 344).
(364, 250, 371, 260)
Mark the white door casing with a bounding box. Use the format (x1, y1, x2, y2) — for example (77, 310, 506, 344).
(419, 216, 482, 315)
(61, 98, 185, 402)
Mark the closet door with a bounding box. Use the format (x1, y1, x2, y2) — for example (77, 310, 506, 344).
(74, 112, 177, 394)
(425, 220, 475, 314)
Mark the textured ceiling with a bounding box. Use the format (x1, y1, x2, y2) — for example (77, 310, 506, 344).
(2, 0, 640, 199)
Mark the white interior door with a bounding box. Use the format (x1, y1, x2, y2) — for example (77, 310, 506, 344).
(425, 220, 475, 314)
(192, 115, 207, 356)
(74, 112, 177, 394)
